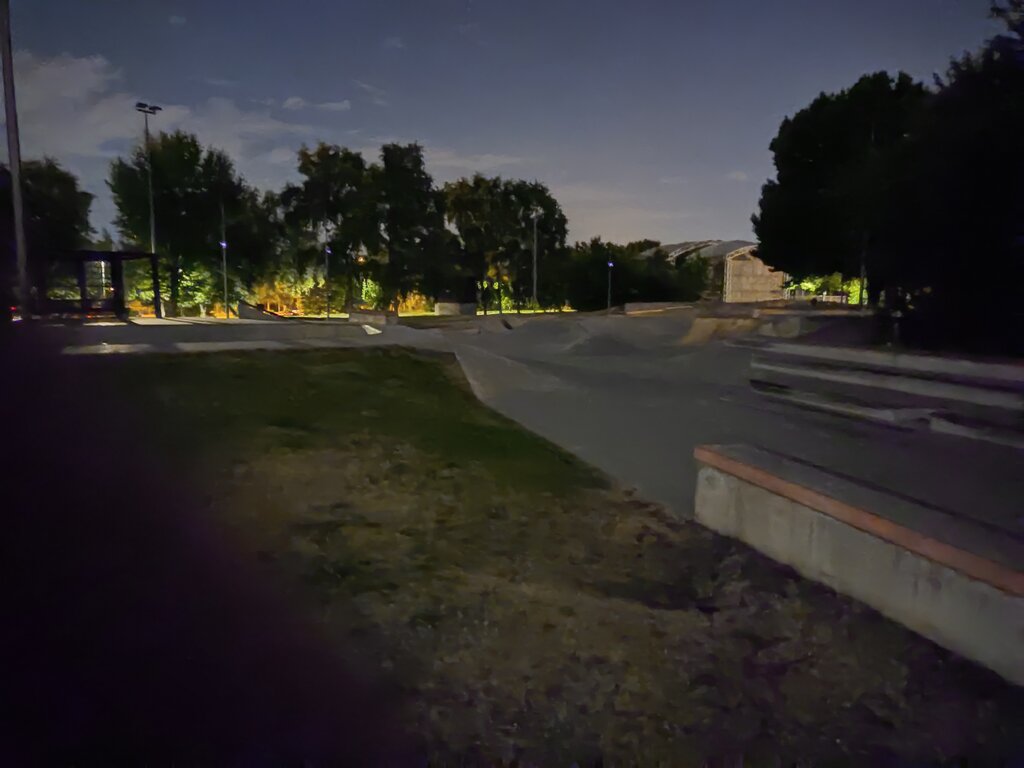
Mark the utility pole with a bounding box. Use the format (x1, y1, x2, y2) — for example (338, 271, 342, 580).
(135, 102, 162, 254)
(530, 208, 541, 307)
(859, 231, 867, 309)
(607, 260, 614, 313)
(324, 244, 332, 319)
(220, 198, 229, 318)
(1, 0, 29, 319)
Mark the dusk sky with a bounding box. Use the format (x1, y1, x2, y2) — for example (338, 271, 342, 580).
(9, 0, 999, 244)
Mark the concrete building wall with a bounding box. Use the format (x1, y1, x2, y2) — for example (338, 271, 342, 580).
(722, 247, 786, 303)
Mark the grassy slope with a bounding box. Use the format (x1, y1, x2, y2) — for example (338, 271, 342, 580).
(92, 348, 1023, 765)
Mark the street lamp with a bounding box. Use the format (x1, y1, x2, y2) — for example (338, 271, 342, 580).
(219, 198, 229, 318)
(607, 260, 614, 312)
(324, 245, 332, 319)
(1, 0, 29, 320)
(135, 102, 162, 255)
(530, 208, 542, 307)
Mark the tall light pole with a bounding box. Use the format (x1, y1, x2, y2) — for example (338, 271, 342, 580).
(134, 102, 162, 254)
(607, 260, 614, 313)
(1, 0, 29, 319)
(530, 208, 541, 307)
(219, 198, 229, 318)
(324, 245, 332, 319)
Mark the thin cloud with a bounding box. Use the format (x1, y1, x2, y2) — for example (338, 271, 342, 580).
(282, 96, 307, 110)
(659, 176, 686, 185)
(204, 77, 236, 88)
(424, 147, 524, 173)
(382, 36, 405, 50)
(9, 51, 335, 231)
(264, 146, 296, 165)
(353, 79, 389, 107)
(168, 15, 186, 26)
(317, 100, 351, 112)
(726, 170, 748, 182)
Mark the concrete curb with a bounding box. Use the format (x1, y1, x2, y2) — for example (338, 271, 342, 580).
(762, 342, 1024, 384)
(693, 444, 1024, 685)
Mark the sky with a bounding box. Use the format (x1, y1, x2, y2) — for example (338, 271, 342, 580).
(6, 0, 1000, 244)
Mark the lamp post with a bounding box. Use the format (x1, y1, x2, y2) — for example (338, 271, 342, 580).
(530, 208, 541, 307)
(607, 260, 614, 313)
(134, 102, 162, 255)
(1, 0, 29, 319)
(219, 198, 228, 318)
(324, 245, 332, 319)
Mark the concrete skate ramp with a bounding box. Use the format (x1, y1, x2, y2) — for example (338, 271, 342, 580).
(479, 314, 514, 333)
(562, 333, 639, 356)
(473, 312, 699, 357)
(237, 301, 290, 321)
(494, 316, 591, 356)
(454, 344, 573, 400)
(680, 317, 760, 345)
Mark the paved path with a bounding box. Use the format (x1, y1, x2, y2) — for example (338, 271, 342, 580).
(50, 314, 1024, 542)
(444, 315, 1024, 540)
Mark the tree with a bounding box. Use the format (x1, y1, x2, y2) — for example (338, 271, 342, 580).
(280, 144, 378, 309)
(752, 72, 928, 302)
(0, 159, 94, 306)
(444, 175, 569, 309)
(885, 0, 1024, 351)
(109, 131, 257, 315)
(373, 143, 448, 308)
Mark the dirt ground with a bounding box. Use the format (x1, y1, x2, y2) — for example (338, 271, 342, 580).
(90, 349, 1024, 764)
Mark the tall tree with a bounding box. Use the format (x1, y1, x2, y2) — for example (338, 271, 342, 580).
(109, 131, 252, 315)
(444, 175, 569, 308)
(373, 143, 448, 308)
(886, 0, 1024, 350)
(752, 72, 928, 301)
(281, 144, 378, 309)
(0, 159, 94, 308)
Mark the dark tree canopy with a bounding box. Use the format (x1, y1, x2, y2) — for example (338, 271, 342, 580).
(752, 71, 928, 287)
(752, 0, 1024, 352)
(0, 158, 94, 298)
(109, 130, 264, 314)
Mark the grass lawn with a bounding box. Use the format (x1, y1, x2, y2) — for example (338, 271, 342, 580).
(85, 348, 1022, 765)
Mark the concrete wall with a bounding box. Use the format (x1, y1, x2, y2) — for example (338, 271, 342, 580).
(435, 302, 477, 316)
(722, 248, 786, 303)
(347, 309, 399, 326)
(694, 445, 1024, 686)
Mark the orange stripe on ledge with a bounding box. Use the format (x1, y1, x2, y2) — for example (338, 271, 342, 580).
(693, 445, 1024, 598)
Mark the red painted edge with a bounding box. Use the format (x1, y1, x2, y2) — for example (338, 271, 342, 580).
(694, 445, 1024, 597)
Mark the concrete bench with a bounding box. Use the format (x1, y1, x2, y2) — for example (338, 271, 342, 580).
(694, 443, 1024, 685)
(347, 309, 398, 326)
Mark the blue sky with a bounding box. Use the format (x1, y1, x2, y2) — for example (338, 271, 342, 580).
(8, 0, 999, 243)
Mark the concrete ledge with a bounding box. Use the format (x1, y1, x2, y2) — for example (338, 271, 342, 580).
(347, 309, 398, 326)
(623, 302, 695, 315)
(435, 301, 477, 316)
(751, 358, 1021, 410)
(693, 444, 1024, 685)
(762, 342, 1024, 384)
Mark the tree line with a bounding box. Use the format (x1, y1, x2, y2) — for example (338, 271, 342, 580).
(1, 136, 708, 318)
(754, 0, 1024, 353)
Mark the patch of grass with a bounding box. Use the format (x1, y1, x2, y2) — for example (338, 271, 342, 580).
(90, 348, 603, 496)
(76, 347, 1024, 766)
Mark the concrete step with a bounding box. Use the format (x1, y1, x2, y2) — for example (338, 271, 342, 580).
(748, 342, 1023, 444)
(693, 443, 1024, 686)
